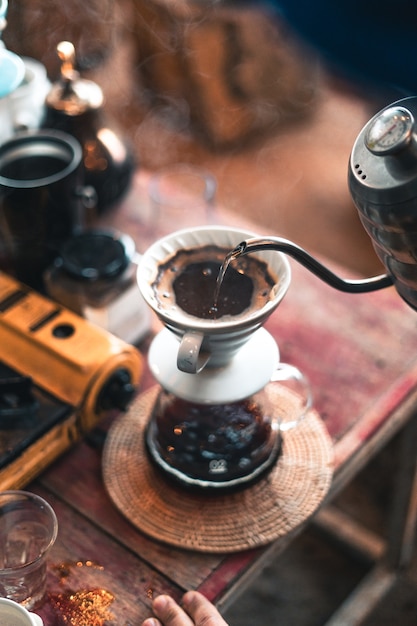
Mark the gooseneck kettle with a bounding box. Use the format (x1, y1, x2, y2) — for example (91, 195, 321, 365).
(349, 96, 417, 310)
(231, 97, 417, 311)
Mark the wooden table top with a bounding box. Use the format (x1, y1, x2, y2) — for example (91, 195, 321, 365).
(31, 170, 417, 625)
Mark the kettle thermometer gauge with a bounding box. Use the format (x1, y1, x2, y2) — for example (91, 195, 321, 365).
(365, 106, 414, 155)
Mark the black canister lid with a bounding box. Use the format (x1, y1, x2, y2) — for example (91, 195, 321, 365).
(59, 230, 135, 281)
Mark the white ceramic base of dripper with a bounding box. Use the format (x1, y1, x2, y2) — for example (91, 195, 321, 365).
(148, 326, 279, 404)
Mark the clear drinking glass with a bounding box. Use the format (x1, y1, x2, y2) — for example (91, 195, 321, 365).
(0, 491, 58, 610)
(148, 164, 218, 237)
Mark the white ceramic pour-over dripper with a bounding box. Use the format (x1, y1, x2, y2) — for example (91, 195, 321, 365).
(138, 225, 291, 374)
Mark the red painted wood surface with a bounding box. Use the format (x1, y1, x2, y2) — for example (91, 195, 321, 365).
(29, 170, 417, 624)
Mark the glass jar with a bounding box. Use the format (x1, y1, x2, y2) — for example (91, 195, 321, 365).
(44, 229, 151, 345)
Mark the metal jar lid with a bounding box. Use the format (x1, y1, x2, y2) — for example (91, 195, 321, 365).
(58, 230, 136, 281)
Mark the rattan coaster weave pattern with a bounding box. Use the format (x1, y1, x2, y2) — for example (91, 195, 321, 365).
(103, 385, 334, 553)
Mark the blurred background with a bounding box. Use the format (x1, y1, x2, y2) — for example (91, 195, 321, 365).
(3, 0, 393, 277)
(3, 0, 417, 623)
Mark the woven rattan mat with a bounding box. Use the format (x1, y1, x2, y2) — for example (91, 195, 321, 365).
(103, 385, 334, 553)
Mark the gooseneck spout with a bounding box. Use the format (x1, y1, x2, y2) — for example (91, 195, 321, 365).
(232, 237, 393, 293)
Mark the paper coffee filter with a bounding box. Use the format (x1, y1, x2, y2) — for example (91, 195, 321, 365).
(137, 225, 292, 330)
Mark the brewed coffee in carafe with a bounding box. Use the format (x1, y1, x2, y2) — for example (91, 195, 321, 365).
(147, 384, 282, 489)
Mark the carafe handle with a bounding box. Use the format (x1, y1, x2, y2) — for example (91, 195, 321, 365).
(267, 362, 312, 431)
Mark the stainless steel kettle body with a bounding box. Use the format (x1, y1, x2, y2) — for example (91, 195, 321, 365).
(349, 96, 417, 310)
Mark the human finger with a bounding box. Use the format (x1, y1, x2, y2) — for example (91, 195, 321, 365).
(151, 594, 195, 626)
(182, 591, 229, 625)
(142, 618, 162, 626)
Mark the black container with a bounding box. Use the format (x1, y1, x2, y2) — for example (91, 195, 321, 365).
(0, 130, 87, 291)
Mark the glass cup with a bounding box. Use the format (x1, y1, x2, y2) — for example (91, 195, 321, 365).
(0, 597, 43, 625)
(148, 164, 218, 238)
(0, 491, 58, 610)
